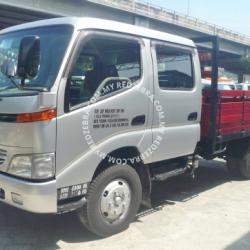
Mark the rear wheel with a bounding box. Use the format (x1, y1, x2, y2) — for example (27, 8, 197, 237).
(226, 139, 250, 179)
(78, 164, 142, 237)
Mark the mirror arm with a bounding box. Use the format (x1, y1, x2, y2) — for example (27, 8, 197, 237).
(20, 77, 25, 87)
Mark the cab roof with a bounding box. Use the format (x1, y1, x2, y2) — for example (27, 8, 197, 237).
(0, 17, 195, 48)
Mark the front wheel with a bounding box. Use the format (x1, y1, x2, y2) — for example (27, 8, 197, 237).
(78, 165, 142, 237)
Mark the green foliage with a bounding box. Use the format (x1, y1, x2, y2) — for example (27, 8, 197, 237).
(240, 55, 250, 73)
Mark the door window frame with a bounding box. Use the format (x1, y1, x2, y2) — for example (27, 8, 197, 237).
(63, 30, 144, 113)
(151, 41, 196, 92)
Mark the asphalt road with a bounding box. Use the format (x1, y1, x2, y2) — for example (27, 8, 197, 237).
(0, 159, 250, 250)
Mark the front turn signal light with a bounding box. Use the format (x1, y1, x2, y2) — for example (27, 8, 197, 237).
(16, 108, 57, 123)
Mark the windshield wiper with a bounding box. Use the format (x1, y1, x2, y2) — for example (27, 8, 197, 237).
(0, 75, 43, 93)
(8, 76, 21, 90)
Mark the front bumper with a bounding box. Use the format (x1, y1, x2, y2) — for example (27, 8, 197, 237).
(0, 173, 57, 213)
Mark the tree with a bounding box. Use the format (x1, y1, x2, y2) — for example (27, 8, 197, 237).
(240, 55, 250, 74)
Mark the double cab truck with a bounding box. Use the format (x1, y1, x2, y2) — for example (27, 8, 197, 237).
(0, 17, 249, 237)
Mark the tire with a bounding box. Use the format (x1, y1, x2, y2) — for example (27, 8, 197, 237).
(226, 140, 250, 179)
(227, 157, 243, 178)
(78, 164, 142, 237)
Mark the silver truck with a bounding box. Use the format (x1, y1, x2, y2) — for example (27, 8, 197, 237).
(0, 17, 216, 237)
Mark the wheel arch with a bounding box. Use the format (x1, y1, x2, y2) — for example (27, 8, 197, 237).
(92, 146, 152, 208)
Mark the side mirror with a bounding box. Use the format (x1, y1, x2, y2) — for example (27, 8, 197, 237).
(0, 60, 16, 77)
(17, 36, 40, 80)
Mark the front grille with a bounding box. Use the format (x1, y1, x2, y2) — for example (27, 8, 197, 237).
(0, 149, 7, 166)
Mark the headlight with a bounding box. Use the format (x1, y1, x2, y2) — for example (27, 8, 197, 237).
(8, 153, 55, 180)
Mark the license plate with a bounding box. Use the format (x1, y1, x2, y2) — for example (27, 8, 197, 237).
(57, 183, 88, 201)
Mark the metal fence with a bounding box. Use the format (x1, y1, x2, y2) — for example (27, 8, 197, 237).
(87, 0, 250, 46)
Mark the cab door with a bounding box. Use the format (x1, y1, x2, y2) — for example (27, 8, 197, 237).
(56, 32, 153, 186)
(151, 41, 201, 162)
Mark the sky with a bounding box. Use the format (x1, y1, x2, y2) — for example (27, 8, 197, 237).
(146, 0, 249, 36)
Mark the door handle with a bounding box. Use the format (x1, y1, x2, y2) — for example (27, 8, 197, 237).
(131, 115, 146, 126)
(188, 112, 198, 121)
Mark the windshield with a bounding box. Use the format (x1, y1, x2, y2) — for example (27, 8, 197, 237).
(0, 25, 73, 95)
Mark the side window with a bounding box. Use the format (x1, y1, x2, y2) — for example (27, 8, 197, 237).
(68, 35, 141, 108)
(156, 45, 194, 90)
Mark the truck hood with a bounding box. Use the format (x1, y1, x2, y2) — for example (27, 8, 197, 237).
(0, 92, 56, 147)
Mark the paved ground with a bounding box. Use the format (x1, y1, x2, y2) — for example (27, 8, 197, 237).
(0, 159, 250, 250)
